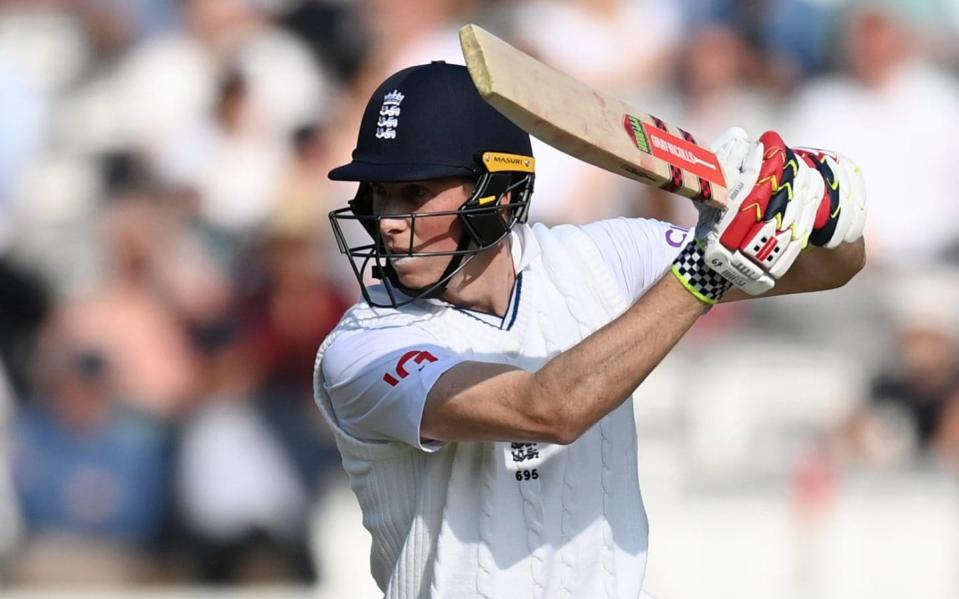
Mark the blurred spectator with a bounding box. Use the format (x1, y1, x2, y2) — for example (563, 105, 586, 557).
(54, 196, 201, 418)
(174, 324, 316, 584)
(239, 228, 349, 489)
(8, 327, 173, 584)
(191, 69, 291, 235)
(271, 125, 332, 239)
(115, 0, 329, 198)
(242, 229, 349, 396)
(784, 2, 959, 271)
(171, 223, 346, 583)
(843, 272, 959, 468)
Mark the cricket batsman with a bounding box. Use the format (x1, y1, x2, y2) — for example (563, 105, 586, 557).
(314, 61, 866, 598)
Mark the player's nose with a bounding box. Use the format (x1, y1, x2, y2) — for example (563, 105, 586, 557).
(378, 213, 410, 244)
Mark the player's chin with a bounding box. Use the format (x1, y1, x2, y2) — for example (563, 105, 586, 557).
(391, 256, 449, 290)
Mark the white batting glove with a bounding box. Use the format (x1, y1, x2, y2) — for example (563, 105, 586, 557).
(794, 148, 867, 249)
(672, 128, 823, 302)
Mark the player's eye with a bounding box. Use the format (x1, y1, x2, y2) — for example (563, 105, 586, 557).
(401, 184, 432, 203)
(369, 183, 433, 215)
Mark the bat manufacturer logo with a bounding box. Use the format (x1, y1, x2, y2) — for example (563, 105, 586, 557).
(376, 90, 405, 140)
(673, 151, 716, 170)
(644, 126, 727, 187)
(623, 114, 652, 154)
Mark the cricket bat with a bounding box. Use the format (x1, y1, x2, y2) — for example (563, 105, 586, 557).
(459, 24, 729, 208)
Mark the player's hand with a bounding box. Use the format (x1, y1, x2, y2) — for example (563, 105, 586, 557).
(794, 148, 867, 249)
(673, 128, 823, 302)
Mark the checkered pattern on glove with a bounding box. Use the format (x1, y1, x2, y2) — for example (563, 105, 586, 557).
(671, 240, 733, 305)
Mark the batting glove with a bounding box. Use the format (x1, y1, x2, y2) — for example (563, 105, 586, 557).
(672, 128, 823, 302)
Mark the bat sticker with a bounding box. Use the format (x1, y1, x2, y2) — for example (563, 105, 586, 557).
(644, 125, 727, 187)
(623, 114, 652, 154)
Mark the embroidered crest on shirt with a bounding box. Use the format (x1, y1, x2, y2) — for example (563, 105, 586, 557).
(510, 442, 540, 463)
(508, 442, 542, 481)
(503, 441, 563, 482)
(376, 90, 404, 140)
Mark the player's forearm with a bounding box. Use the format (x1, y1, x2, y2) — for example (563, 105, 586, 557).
(786, 237, 866, 291)
(525, 273, 707, 443)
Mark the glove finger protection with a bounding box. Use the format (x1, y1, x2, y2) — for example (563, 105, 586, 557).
(708, 131, 821, 295)
(797, 148, 868, 249)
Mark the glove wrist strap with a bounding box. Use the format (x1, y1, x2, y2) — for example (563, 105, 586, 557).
(671, 240, 732, 305)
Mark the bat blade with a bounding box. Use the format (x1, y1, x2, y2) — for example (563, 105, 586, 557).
(459, 24, 728, 208)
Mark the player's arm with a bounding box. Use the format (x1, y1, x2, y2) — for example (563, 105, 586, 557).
(423, 272, 706, 445)
(426, 130, 867, 446)
(321, 299, 703, 449)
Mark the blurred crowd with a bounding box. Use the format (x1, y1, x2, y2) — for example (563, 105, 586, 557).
(1, 0, 959, 588)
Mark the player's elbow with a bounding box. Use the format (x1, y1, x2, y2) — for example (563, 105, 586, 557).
(532, 416, 581, 446)
(546, 422, 583, 446)
(523, 384, 586, 445)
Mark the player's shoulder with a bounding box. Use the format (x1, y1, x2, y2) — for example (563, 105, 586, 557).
(577, 216, 689, 250)
(321, 325, 440, 386)
(320, 292, 445, 385)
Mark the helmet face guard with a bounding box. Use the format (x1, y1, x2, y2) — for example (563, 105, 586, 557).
(329, 153, 535, 308)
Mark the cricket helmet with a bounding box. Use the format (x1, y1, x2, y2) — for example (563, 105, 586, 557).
(328, 61, 535, 308)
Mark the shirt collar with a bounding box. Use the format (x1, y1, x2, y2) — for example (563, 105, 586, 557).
(510, 223, 540, 275)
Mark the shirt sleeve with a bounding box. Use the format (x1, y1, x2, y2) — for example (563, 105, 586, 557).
(320, 328, 464, 452)
(578, 217, 690, 304)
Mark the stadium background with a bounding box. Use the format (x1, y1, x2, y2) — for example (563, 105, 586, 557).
(1, 0, 959, 597)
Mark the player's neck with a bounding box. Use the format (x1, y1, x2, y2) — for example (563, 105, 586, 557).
(440, 241, 515, 317)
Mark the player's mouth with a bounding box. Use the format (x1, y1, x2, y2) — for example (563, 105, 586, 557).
(388, 255, 424, 273)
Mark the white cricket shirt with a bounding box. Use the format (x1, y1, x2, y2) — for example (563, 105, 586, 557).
(316, 218, 686, 599)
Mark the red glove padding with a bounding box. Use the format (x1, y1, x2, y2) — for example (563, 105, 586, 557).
(718, 131, 803, 266)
